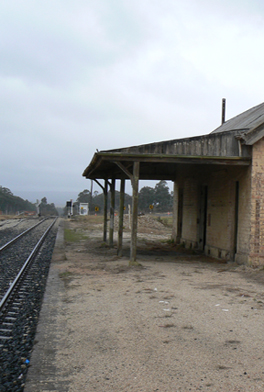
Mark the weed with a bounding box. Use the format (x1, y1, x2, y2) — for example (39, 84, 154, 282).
(165, 238, 175, 244)
(225, 340, 240, 345)
(99, 242, 109, 248)
(163, 295, 175, 299)
(217, 365, 231, 370)
(163, 323, 175, 328)
(154, 216, 173, 227)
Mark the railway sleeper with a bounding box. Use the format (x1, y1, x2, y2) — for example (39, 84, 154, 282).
(0, 328, 12, 334)
(4, 316, 16, 321)
(0, 335, 12, 340)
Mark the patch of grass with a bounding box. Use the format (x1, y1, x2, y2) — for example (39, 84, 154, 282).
(59, 271, 74, 279)
(155, 216, 173, 227)
(59, 270, 76, 289)
(99, 242, 110, 248)
(73, 215, 104, 225)
(165, 238, 175, 244)
(129, 261, 143, 267)
(194, 269, 203, 274)
(64, 228, 88, 242)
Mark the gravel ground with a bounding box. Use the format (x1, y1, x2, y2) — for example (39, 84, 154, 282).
(25, 216, 264, 392)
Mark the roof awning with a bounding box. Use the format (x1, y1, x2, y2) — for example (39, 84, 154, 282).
(83, 152, 251, 181)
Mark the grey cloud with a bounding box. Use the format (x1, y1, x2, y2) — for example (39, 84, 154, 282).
(1, 0, 264, 205)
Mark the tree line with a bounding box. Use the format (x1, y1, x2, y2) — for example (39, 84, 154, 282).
(0, 187, 59, 216)
(0, 186, 36, 215)
(73, 180, 173, 214)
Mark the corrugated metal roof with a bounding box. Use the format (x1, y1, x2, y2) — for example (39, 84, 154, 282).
(211, 102, 264, 134)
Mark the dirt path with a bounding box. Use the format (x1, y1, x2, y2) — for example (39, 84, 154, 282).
(26, 216, 264, 392)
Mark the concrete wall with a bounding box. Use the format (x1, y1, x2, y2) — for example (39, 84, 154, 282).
(205, 171, 236, 260)
(181, 178, 199, 248)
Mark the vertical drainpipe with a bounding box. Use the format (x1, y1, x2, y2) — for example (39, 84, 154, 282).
(222, 98, 226, 125)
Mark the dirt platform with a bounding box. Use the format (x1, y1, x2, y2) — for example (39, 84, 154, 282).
(25, 216, 264, 392)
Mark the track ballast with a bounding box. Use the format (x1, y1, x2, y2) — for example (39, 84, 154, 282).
(0, 217, 59, 392)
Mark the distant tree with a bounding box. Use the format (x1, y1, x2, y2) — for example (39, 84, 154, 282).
(137, 181, 173, 212)
(138, 186, 155, 212)
(41, 197, 47, 205)
(0, 187, 13, 196)
(56, 207, 65, 217)
(77, 189, 90, 203)
(76, 189, 92, 213)
(154, 180, 172, 211)
(75, 189, 132, 215)
(39, 197, 58, 216)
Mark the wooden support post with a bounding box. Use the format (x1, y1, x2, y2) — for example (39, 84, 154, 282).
(94, 178, 108, 243)
(172, 181, 178, 243)
(130, 161, 140, 264)
(103, 179, 108, 242)
(117, 179, 125, 256)
(109, 179, 115, 247)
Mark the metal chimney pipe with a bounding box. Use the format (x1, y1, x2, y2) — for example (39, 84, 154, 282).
(222, 98, 226, 124)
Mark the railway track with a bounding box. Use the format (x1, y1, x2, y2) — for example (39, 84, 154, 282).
(0, 217, 59, 391)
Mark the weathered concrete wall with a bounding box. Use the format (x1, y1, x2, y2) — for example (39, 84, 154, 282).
(172, 181, 179, 243)
(177, 166, 252, 263)
(248, 138, 264, 266)
(205, 171, 236, 260)
(181, 178, 199, 247)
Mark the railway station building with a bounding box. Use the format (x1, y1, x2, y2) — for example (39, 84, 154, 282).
(83, 102, 264, 267)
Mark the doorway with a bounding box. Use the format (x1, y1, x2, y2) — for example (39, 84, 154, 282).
(176, 188, 183, 243)
(199, 185, 208, 250)
(233, 181, 239, 258)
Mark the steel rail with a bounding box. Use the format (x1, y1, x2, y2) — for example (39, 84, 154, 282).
(0, 218, 47, 252)
(0, 217, 57, 313)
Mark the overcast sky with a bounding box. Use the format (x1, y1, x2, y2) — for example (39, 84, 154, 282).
(1, 0, 264, 206)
